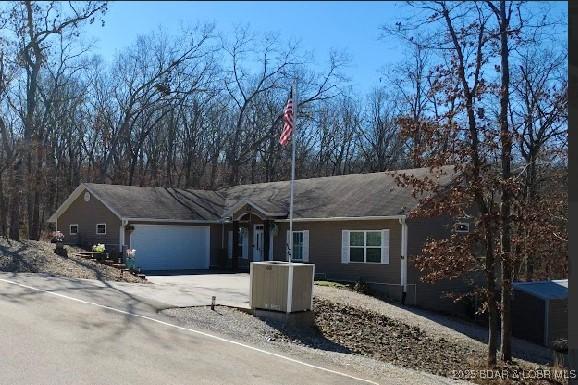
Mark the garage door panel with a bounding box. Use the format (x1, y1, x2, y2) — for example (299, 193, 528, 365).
(131, 225, 210, 270)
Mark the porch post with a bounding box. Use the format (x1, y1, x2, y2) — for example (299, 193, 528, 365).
(232, 220, 240, 271)
(263, 219, 270, 261)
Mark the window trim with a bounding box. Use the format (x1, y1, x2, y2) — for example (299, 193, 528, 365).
(454, 222, 470, 233)
(286, 230, 309, 262)
(292, 230, 305, 261)
(96, 223, 107, 235)
(348, 230, 384, 264)
(69, 224, 79, 235)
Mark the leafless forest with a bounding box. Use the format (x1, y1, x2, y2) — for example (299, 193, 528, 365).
(0, 0, 569, 368)
(0, 1, 567, 268)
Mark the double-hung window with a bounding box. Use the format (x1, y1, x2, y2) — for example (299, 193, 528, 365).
(342, 230, 389, 264)
(286, 230, 309, 262)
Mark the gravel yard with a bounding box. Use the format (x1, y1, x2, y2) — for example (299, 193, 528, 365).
(163, 284, 564, 385)
(313, 285, 553, 365)
(162, 305, 470, 385)
(0, 238, 145, 283)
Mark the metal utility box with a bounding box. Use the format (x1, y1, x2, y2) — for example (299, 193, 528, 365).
(250, 261, 315, 313)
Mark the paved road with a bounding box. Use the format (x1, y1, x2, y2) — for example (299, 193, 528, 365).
(0, 273, 377, 385)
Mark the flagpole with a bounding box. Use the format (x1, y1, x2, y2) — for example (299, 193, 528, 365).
(288, 80, 297, 264)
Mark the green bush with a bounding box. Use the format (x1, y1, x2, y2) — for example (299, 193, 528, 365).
(92, 243, 106, 253)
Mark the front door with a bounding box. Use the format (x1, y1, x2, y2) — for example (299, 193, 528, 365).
(253, 224, 264, 261)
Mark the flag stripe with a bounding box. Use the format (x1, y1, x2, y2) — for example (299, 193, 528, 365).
(279, 95, 294, 146)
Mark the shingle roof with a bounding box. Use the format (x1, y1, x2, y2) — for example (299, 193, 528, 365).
(513, 280, 568, 300)
(84, 184, 225, 221)
(223, 165, 456, 219)
(51, 166, 457, 222)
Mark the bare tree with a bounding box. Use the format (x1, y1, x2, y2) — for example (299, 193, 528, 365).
(6, 0, 107, 240)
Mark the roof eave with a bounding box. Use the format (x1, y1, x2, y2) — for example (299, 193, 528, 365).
(274, 215, 406, 223)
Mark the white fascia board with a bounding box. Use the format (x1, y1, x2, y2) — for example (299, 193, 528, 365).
(123, 217, 221, 224)
(274, 215, 405, 223)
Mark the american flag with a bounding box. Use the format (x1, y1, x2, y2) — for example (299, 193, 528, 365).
(279, 93, 294, 146)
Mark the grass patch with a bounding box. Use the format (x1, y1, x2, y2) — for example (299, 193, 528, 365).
(314, 280, 349, 289)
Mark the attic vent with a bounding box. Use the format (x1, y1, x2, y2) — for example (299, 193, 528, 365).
(454, 222, 470, 233)
(84, 192, 91, 202)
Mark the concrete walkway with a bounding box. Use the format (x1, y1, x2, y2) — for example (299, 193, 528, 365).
(109, 273, 251, 309)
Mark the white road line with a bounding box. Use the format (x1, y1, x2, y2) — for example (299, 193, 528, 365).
(0, 277, 380, 385)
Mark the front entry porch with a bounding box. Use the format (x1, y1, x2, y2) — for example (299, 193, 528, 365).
(225, 202, 284, 272)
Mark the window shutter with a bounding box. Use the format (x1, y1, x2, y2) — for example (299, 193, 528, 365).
(341, 230, 350, 264)
(381, 229, 390, 264)
(302, 230, 310, 262)
(286, 230, 291, 260)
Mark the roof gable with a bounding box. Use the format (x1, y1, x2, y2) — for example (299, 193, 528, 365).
(48, 184, 124, 223)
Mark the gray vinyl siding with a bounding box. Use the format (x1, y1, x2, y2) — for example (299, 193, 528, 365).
(406, 216, 453, 256)
(57, 190, 121, 250)
(272, 219, 402, 299)
(405, 216, 478, 314)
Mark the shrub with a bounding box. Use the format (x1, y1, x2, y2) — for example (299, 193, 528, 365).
(92, 243, 106, 253)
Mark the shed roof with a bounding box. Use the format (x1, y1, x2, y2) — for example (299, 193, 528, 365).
(513, 280, 568, 300)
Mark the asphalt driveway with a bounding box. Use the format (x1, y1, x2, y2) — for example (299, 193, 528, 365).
(109, 272, 251, 309)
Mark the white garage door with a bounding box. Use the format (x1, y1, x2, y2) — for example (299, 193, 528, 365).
(130, 225, 210, 271)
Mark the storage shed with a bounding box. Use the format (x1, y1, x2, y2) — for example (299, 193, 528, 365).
(512, 280, 568, 347)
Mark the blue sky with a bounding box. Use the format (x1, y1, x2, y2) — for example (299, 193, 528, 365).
(83, 1, 568, 94)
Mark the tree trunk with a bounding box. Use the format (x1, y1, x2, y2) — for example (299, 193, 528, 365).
(496, 0, 513, 363)
(485, 221, 499, 367)
(524, 150, 538, 280)
(9, 161, 21, 241)
(0, 172, 6, 237)
(29, 135, 44, 240)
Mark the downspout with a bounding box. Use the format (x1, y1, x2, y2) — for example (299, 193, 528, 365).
(399, 216, 408, 305)
(119, 219, 128, 253)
